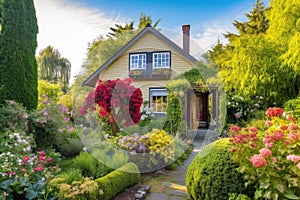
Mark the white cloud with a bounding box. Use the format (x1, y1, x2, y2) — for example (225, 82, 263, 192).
(34, 0, 126, 83)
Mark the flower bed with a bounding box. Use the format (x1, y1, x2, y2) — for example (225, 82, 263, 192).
(230, 107, 300, 199)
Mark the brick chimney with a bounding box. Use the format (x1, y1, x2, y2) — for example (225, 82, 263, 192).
(182, 25, 190, 54)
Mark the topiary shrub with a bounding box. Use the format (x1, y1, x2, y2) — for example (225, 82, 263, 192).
(95, 162, 140, 200)
(186, 138, 251, 200)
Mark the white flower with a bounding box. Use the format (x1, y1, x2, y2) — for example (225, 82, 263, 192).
(6, 152, 11, 156)
(83, 147, 88, 151)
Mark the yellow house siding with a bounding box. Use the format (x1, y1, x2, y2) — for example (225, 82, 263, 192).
(99, 31, 196, 102)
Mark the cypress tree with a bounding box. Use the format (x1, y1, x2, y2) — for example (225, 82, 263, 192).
(0, 0, 38, 109)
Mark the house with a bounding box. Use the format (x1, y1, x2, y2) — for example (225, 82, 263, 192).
(83, 24, 220, 130)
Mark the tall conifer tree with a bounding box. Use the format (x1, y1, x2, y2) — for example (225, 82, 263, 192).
(0, 0, 38, 109)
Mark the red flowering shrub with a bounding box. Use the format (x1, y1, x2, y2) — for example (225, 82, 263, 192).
(230, 107, 300, 199)
(94, 78, 143, 135)
(79, 90, 96, 115)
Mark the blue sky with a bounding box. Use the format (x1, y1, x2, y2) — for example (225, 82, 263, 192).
(34, 0, 269, 82)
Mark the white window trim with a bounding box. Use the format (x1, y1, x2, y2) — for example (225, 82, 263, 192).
(153, 52, 170, 69)
(149, 88, 168, 113)
(130, 53, 146, 70)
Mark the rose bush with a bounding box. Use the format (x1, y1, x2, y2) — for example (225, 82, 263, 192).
(230, 107, 300, 199)
(0, 130, 60, 200)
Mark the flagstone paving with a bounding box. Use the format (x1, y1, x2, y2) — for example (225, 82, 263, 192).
(145, 138, 206, 200)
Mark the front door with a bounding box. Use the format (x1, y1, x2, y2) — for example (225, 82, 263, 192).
(197, 93, 209, 128)
(187, 91, 209, 129)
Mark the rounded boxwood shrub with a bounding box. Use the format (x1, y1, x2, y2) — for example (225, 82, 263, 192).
(186, 138, 251, 200)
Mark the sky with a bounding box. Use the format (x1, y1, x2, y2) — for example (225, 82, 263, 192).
(34, 0, 269, 84)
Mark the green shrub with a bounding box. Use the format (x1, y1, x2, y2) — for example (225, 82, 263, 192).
(95, 162, 140, 200)
(284, 96, 300, 119)
(186, 138, 251, 200)
(57, 138, 83, 158)
(72, 151, 112, 178)
(229, 193, 252, 200)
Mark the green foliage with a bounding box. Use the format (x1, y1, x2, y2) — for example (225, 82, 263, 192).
(284, 97, 300, 119)
(57, 138, 83, 158)
(72, 151, 112, 178)
(186, 138, 251, 200)
(163, 92, 182, 135)
(229, 193, 252, 200)
(95, 162, 140, 200)
(0, 0, 38, 110)
(49, 175, 100, 200)
(210, 0, 300, 106)
(38, 80, 63, 108)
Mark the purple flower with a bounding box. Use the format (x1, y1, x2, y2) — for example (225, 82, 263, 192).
(42, 94, 47, 98)
(9, 100, 15, 105)
(130, 150, 137, 155)
(58, 129, 63, 133)
(43, 111, 48, 116)
(22, 114, 28, 119)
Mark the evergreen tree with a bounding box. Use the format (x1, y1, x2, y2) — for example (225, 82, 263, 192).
(0, 0, 38, 109)
(225, 0, 269, 41)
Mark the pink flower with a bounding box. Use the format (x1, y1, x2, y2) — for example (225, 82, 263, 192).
(287, 132, 299, 141)
(230, 124, 241, 133)
(287, 115, 296, 122)
(9, 100, 15, 105)
(265, 120, 272, 126)
(272, 157, 277, 163)
(22, 114, 28, 119)
(39, 155, 46, 162)
(280, 125, 288, 131)
(233, 134, 247, 144)
(259, 148, 272, 158)
(47, 158, 53, 163)
(231, 147, 236, 153)
(263, 135, 273, 147)
(58, 129, 63, 133)
(250, 154, 267, 168)
(34, 166, 44, 172)
(250, 126, 258, 132)
(234, 112, 242, 119)
(23, 155, 30, 162)
(265, 107, 284, 117)
(284, 140, 291, 145)
(21, 168, 26, 173)
(42, 94, 47, 98)
(38, 150, 46, 156)
(272, 131, 284, 141)
(43, 111, 48, 116)
(287, 155, 300, 163)
(288, 125, 299, 131)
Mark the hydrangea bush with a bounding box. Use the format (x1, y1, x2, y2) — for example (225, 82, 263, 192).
(230, 107, 300, 199)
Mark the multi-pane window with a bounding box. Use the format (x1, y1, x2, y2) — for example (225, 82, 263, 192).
(150, 89, 168, 113)
(153, 52, 170, 68)
(130, 54, 146, 70)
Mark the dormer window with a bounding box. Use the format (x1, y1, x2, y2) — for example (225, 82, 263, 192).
(153, 52, 170, 68)
(129, 53, 146, 70)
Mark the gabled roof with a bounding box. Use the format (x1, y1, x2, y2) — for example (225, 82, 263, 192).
(82, 25, 198, 87)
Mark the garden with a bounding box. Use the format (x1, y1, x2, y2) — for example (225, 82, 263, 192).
(0, 77, 194, 200)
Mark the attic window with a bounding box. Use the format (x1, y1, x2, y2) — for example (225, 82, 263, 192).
(129, 53, 146, 70)
(153, 52, 170, 68)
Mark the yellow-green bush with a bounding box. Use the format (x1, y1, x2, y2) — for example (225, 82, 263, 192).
(143, 129, 175, 165)
(95, 162, 140, 200)
(49, 169, 101, 200)
(186, 138, 251, 200)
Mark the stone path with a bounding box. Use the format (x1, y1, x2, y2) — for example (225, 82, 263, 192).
(145, 138, 205, 200)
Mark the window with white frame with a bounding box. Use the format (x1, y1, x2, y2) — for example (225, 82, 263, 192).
(150, 88, 168, 113)
(129, 53, 146, 70)
(153, 52, 170, 68)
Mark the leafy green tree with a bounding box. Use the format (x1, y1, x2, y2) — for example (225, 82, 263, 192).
(108, 14, 160, 37)
(0, 0, 38, 109)
(37, 46, 71, 90)
(137, 13, 161, 29)
(108, 22, 134, 37)
(209, 0, 300, 106)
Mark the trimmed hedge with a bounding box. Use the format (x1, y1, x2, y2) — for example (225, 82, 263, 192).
(186, 138, 251, 200)
(95, 162, 140, 200)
